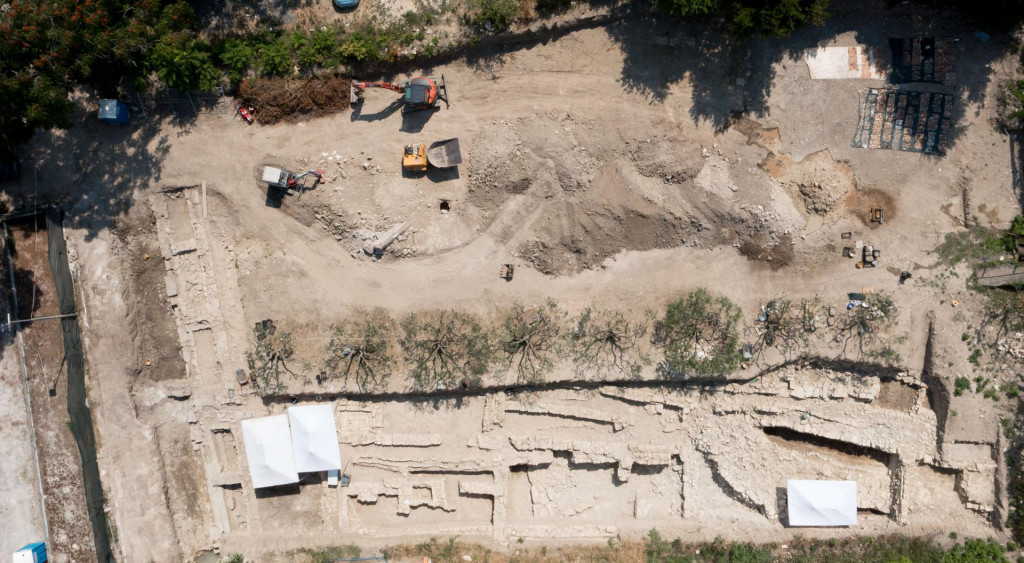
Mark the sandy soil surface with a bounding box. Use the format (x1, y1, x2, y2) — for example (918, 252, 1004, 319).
(6, 219, 95, 563)
(0, 250, 46, 563)
(5, 0, 1024, 560)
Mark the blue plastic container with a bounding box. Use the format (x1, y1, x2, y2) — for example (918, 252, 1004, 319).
(98, 99, 131, 124)
(12, 542, 47, 563)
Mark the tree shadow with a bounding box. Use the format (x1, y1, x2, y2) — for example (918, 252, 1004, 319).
(601, 0, 1008, 145)
(0, 216, 49, 365)
(0, 263, 42, 364)
(9, 98, 186, 241)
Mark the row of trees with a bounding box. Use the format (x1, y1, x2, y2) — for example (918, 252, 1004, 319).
(247, 289, 905, 394)
(0, 0, 447, 154)
(247, 289, 748, 393)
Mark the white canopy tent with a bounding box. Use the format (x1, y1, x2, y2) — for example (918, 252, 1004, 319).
(241, 415, 300, 489)
(787, 480, 858, 527)
(288, 404, 343, 473)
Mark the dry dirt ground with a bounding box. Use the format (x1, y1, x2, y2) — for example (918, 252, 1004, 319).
(4, 1, 1024, 561)
(4, 219, 96, 563)
(0, 230, 47, 561)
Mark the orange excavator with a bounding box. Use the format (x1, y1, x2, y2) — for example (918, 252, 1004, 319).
(352, 75, 450, 113)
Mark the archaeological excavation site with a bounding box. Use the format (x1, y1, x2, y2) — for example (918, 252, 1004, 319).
(5, 0, 1024, 562)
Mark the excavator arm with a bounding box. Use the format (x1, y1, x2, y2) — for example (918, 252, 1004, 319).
(352, 81, 406, 94)
(288, 169, 323, 188)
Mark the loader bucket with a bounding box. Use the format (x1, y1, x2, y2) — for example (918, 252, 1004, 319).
(427, 138, 462, 168)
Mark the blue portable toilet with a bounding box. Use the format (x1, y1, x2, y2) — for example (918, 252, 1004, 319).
(12, 542, 47, 563)
(98, 99, 131, 124)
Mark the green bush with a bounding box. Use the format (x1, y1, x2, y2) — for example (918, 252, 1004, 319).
(746, 0, 829, 37)
(969, 349, 983, 366)
(155, 0, 196, 35)
(944, 538, 1009, 562)
(536, 0, 574, 13)
(954, 376, 971, 397)
(469, 0, 519, 31)
(258, 36, 292, 76)
(339, 27, 390, 63)
(308, 28, 340, 67)
(149, 37, 219, 91)
(298, 546, 361, 563)
(653, 0, 830, 38)
(219, 39, 255, 81)
(653, 0, 719, 16)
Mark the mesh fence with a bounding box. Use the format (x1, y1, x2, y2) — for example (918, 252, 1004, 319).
(45, 208, 115, 563)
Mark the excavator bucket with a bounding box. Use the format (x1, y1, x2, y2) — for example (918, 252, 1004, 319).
(426, 138, 462, 168)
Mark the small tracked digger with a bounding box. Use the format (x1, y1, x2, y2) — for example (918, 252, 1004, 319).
(352, 75, 450, 113)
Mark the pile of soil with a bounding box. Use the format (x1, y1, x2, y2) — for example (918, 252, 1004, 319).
(759, 149, 856, 216)
(734, 118, 856, 217)
(629, 136, 704, 184)
(237, 75, 352, 125)
(739, 234, 795, 269)
(845, 187, 897, 227)
(466, 115, 796, 275)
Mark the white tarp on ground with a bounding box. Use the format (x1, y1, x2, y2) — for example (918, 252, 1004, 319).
(288, 404, 342, 473)
(805, 46, 886, 79)
(787, 480, 858, 526)
(241, 414, 300, 488)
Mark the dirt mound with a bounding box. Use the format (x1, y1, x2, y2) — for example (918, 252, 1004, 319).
(466, 115, 797, 275)
(628, 136, 704, 184)
(516, 166, 692, 274)
(732, 118, 856, 217)
(237, 75, 352, 125)
(760, 149, 856, 216)
(739, 234, 795, 269)
(845, 187, 897, 227)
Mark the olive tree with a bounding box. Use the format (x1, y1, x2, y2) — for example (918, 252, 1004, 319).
(570, 308, 650, 379)
(246, 319, 294, 394)
(830, 292, 902, 365)
(323, 309, 395, 392)
(400, 310, 493, 390)
(496, 300, 566, 384)
(747, 297, 820, 362)
(655, 288, 743, 379)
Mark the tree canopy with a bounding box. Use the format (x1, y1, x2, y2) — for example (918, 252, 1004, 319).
(655, 288, 743, 379)
(653, 0, 830, 37)
(0, 0, 198, 154)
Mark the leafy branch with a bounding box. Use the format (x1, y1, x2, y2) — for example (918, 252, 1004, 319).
(829, 292, 901, 364)
(746, 297, 820, 363)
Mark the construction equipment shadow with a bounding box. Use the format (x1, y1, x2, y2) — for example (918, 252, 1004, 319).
(350, 98, 404, 123)
(400, 167, 460, 182)
(264, 186, 286, 208)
